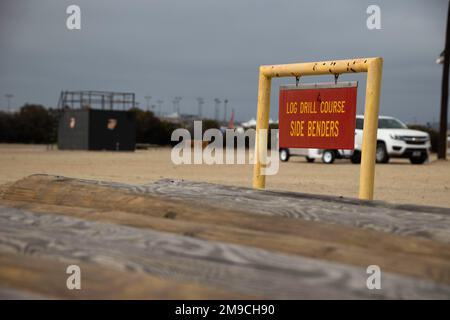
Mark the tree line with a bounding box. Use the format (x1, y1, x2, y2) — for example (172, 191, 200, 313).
(0, 104, 220, 146)
(0, 105, 440, 152)
(0, 105, 58, 143)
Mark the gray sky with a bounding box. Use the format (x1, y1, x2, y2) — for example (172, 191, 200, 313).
(0, 0, 447, 123)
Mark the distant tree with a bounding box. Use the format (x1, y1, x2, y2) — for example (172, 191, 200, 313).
(408, 124, 439, 153)
(14, 104, 56, 143)
(131, 108, 180, 145)
(0, 105, 184, 146)
(0, 111, 17, 142)
(201, 119, 220, 133)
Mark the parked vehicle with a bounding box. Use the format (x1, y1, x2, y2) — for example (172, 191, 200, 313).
(279, 115, 431, 165)
(279, 148, 354, 164)
(448, 133, 450, 154)
(354, 115, 430, 164)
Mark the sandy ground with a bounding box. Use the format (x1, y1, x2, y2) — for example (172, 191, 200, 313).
(0, 143, 449, 207)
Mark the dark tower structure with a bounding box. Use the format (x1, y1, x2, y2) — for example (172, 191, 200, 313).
(57, 90, 136, 151)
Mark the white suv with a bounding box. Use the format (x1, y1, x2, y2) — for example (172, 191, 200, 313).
(353, 115, 431, 164)
(279, 115, 431, 164)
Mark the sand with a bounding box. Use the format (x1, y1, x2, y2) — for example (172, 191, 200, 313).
(0, 143, 449, 207)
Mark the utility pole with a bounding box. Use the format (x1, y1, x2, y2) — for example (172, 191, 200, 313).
(4, 94, 13, 113)
(438, 1, 450, 159)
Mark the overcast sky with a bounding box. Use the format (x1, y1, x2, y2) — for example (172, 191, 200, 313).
(0, 0, 447, 123)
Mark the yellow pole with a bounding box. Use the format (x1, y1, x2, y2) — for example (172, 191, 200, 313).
(252, 57, 383, 200)
(359, 57, 383, 200)
(253, 70, 271, 189)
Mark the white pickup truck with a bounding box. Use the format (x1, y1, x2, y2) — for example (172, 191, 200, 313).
(279, 115, 431, 165)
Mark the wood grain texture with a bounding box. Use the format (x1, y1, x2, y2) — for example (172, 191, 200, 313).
(143, 178, 450, 243)
(0, 252, 248, 300)
(9, 175, 449, 244)
(0, 286, 50, 300)
(4, 175, 450, 283)
(1, 206, 450, 299)
(3, 199, 450, 286)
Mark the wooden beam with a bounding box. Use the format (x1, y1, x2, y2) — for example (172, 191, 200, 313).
(5, 175, 450, 244)
(142, 178, 450, 243)
(0, 252, 247, 299)
(1, 206, 450, 299)
(3, 199, 450, 284)
(2, 175, 450, 284)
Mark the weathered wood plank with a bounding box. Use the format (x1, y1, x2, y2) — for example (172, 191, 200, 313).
(0, 252, 247, 300)
(147, 179, 450, 215)
(1, 206, 450, 299)
(8, 175, 449, 244)
(3, 199, 450, 286)
(143, 178, 450, 243)
(4, 175, 450, 261)
(0, 286, 50, 300)
(4, 175, 450, 283)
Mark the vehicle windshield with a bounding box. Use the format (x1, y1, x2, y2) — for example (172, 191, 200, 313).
(378, 118, 407, 129)
(355, 118, 407, 130)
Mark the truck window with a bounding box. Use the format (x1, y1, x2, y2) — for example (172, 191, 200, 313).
(378, 118, 407, 129)
(356, 118, 364, 130)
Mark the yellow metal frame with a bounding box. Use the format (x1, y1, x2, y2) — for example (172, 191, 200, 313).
(253, 57, 383, 200)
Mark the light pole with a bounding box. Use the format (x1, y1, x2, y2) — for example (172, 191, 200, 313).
(157, 99, 164, 116)
(145, 95, 152, 112)
(214, 98, 221, 121)
(175, 96, 182, 114)
(172, 98, 177, 113)
(4, 94, 13, 113)
(196, 97, 204, 118)
(223, 99, 228, 122)
(172, 97, 182, 115)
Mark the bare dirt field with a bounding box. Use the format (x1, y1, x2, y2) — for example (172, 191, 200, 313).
(0, 144, 449, 207)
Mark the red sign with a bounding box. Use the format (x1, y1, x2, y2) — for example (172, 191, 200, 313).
(279, 82, 357, 149)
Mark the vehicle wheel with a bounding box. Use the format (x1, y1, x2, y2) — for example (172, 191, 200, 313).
(322, 150, 335, 164)
(351, 150, 361, 164)
(306, 157, 315, 163)
(376, 142, 389, 163)
(279, 149, 290, 162)
(410, 153, 428, 164)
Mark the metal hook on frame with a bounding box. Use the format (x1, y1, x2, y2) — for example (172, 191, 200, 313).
(295, 76, 300, 87)
(334, 73, 340, 84)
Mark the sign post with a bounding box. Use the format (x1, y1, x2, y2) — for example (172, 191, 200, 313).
(253, 58, 383, 200)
